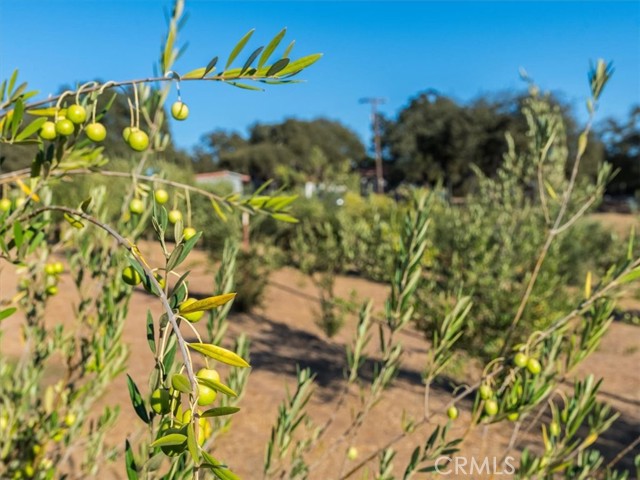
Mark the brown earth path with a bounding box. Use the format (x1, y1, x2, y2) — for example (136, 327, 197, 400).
(1, 242, 639, 479)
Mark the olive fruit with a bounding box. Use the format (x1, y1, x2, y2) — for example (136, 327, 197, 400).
(183, 227, 197, 241)
(64, 413, 76, 427)
(171, 101, 189, 120)
(484, 399, 499, 416)
(514, 352, 528, 368)
(154, 189, 169, 205)
(479, 384, 493, 400)
(85, 122, 107, 142)
(197, 385, 217, 406)
(0, 198, 10, 212)
(128, 130, 149, 151)
(168, 209, 182, 224)
(347, 447, 358, 460)
(507, 412, 520, 422)
(196, 368, 220, 406)
(122, 126, 134, 142)
(129, 198, 145, 215)
(40, 121, 57, 140)
(55, 118, 75, 136)
(45, 263, 57, 276)
(121, 266, 142, 286)
(179, 298, 204, 323)
(150, 388, 171, 415)
(66, 104, 87, 124)
(53, 262, 64, 274)
(196, 368, 220, 383)
(46, 285, 58, 296)
(447, 405, 459, 420)
(527, 358, 542, 375)
(549, 421, 561, 437)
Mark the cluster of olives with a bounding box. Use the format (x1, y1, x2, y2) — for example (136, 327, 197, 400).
(44, 261, 64, 296)
(149, 366, 218, 456)
(127, 189, 197, 240)
(445, 352, 545, 424)
(38, 101, 189, 151)
(39, 104, 107, 143)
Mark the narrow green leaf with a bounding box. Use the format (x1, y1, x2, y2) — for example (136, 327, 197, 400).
(282, 40, 295, 59)
(0, 307, 17, 322)
(266, 58, 290, 77)
(201, 406, 241, 418)
(171, 373, 192, 393)
(175, 231, 203, 267)
(204, 56, 219, 77)
(279, 53, 323, 77)
(13, 221, 24, 248)
(200, 451, 239, 480)
(188, 342, 250, 368)
(271, 213, 298, 223)
(227, 81, 264, 91)
(197, 377, 238, 398)
(187, 423, 200, 463)
(150, 433, 187, 448)
(79, 196, 93, 214)
(258, 28, 286, 69)
(620, 268, 640, 284)
(166, 244, 184, 272)
(11, 98, 24, 139)
(125, 440, 139, 480)
(240, 46, 264, 75)
(9, 82, 28, 102)
(15, 117, 46, 142)
(0, 79, 6, 103)
(146, 311, 156, 355)
(7, 70, 18, 98)
(126, 375, 150, 424)
(163, 23, 176, 73)
(225, 29, 255, 70)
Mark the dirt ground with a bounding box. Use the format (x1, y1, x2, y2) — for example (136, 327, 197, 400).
(1, 232, 639, 479)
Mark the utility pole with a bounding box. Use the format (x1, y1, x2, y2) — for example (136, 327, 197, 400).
(360, 97, 386, 194)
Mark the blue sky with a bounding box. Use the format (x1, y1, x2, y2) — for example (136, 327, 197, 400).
(1, 1, 638, 151)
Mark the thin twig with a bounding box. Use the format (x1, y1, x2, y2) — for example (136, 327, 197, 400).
(20, 206, 200, 395)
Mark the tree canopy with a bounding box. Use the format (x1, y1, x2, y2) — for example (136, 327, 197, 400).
(193, 118, 366, 187)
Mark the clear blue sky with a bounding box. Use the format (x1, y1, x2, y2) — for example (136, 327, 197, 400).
(1, 1, 638, 151)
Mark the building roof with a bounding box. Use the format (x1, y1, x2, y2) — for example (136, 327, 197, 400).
(195, 170, 251, 182)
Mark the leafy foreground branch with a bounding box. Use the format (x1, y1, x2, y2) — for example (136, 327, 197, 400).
(0, 0, 320, 478)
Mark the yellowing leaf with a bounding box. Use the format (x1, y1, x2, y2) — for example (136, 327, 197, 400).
(584, 271, 592, 299)
(188, 342, 250, 368)
(26, 107, 61, 117)
(15, 178, 40, 202)
(179, 293, 236, 313)
(182, 67, 208, 79)
(63, 213, 84, 229)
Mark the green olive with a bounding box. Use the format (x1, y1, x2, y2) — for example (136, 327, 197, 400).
(66, 104, 87, 124)
(55, 118, 75, 136)
(39, 121, 57, 140)
(122, 266, 142, 286)
(85, 122, 107, 142)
